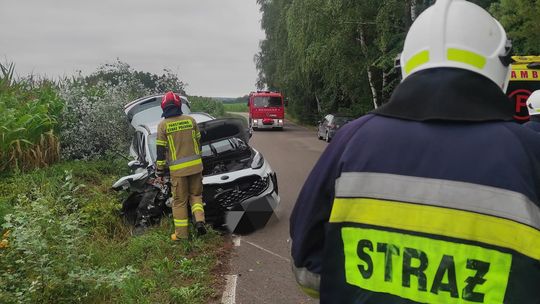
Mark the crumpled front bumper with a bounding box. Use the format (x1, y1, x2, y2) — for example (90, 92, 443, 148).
(202, 166, 280, 233)
(224, 172, 280, 234)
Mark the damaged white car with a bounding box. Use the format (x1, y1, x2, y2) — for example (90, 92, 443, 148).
(112, 94, 280, 234)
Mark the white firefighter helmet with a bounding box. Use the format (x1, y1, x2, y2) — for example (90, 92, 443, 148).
(527, 91, 540, 116)
(400, 0, 513, 91)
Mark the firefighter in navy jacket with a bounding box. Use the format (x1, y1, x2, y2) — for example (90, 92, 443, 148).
(290, 1, 540, 303)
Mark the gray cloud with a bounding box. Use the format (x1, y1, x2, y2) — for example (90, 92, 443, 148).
(0, 0, 265, 97)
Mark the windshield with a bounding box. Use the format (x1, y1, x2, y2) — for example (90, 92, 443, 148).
(148, 134, 247, 162)
(253, 96, 282, 108)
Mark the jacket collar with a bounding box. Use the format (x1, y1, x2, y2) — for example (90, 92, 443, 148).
(372, 68, 514, 122)
(161, 106, 183, 118)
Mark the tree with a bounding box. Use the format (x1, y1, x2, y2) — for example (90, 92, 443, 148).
(255, 0, 538, 124)
(491, 0, 540, 54)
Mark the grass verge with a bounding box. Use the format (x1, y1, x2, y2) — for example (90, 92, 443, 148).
(0, 159, 230, 304)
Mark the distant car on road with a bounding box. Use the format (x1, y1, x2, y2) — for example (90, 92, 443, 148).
(317, 114, 355, 142)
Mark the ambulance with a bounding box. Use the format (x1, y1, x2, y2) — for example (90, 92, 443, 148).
(507, 56, 540, 122)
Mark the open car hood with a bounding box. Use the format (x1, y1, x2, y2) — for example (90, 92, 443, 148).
(199, 118, 249, 145)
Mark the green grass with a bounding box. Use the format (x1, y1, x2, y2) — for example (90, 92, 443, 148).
(0, 159, 230, 304)
(88, 223, 227, 304)
(223, 102, 248, 113)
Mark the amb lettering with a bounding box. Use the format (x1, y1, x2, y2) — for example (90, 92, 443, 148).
(511, 70, 540, 80)
(357, 240, 488, 302)
(341, 227, 511, 304)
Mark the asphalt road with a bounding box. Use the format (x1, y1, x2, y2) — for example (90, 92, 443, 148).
(225, 114, 326, 304)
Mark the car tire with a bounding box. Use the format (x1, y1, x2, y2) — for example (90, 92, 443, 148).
(325, 131, 331, 143)
(317, 131, 323, 140)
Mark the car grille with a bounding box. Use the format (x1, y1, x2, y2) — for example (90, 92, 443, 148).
(204, 175, 270, 209)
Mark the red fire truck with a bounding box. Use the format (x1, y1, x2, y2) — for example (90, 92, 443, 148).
(247, 91, 285, 130)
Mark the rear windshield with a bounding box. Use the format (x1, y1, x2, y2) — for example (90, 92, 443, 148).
(253, 96, 282, 108)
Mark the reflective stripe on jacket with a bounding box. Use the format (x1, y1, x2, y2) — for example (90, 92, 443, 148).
(156, 115, 203, 177)
(290, 114, 540, 304)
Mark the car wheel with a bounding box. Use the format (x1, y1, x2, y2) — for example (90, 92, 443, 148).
(325, 131, 330, 143)
(317, 130, 323, 140)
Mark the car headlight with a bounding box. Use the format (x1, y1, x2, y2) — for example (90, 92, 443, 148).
(251, 152, 264, 169)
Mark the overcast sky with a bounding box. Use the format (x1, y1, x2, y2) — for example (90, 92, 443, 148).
(0, 0, 265, 97)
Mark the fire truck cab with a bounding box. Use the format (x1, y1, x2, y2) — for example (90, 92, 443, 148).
(248, 91, 285, 130)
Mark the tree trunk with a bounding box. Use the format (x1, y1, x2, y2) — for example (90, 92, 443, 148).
(367, 67, 379, 109)
(358, 25, 379, 109)
(315, 94, 322, 114)
(382, 70, 389, 103)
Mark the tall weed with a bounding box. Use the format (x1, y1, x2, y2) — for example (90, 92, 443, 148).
(0, 63, 63, 171)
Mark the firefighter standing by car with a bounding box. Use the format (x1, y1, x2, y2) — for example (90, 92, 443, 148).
(290, 0, 540, 303)
(156, 91, 207, 241)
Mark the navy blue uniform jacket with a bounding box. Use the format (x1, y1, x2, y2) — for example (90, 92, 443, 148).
(290, 69, 540, 303)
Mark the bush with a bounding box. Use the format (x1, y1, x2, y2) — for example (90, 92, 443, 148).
(189, 96, 225, 118)
(0, 174, 135, 304)
(59, 60, 187, 160)
(58, 79, 134, 160)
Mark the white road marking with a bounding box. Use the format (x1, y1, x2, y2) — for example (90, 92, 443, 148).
(233, 235, 242, 247)
(221, 274, 238, 304)
(244, 240, 291, 263)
